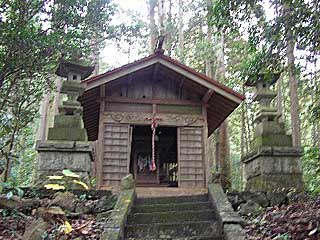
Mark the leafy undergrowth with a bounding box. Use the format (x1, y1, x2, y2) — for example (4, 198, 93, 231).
(0, 215, 103, 240)
(244, 196, 320, 240)
(45, 217, 105, 239)
(0, 214, 105, 240)
(0, 188, 116, 240)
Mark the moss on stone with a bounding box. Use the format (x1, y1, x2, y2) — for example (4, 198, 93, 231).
(47, 128, 88, 141)
(245, 174, 304, 192)
(53, 115, 84, 128)
(101, 177, 136, 240)
(252, 134, 292, 149)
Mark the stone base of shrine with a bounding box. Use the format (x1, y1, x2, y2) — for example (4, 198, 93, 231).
(34, 140, 93, 185)
(242, 146, 304, 192)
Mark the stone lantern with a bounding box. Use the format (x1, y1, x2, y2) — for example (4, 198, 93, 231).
(47, 61, 94, 141)
(241, 72, 304, 192)
(35, 60, 94, 184)
(247, 73, 291, 148)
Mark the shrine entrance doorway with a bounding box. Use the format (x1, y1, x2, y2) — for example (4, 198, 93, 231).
(130, 125, 178, 187)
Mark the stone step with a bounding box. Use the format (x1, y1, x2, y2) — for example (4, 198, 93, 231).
(135, 194, 208, 205)
(127, 210, 215, 225)
(125, 221, 222, 239)
(132, 201, 211, 213)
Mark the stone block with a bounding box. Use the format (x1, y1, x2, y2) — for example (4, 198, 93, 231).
(242, 146, 304, 192)
(245, 174, 304, 192)
(47, 127, 87, 141)
(259, 156, 282, 174)
(58, 104, 83, 115)
(101, 187, 136, 240)
(60, 80, 85, 94)
(36, 140, 92, 152)
(75, 141, 93, 151)
(53, 115, 84, 128)
(224, 224, 245, 240)
(37, 151, 92, 172)
(252, 134, 292, 149)
(272, 146, 303, 156)
(35, 141, 93, 185)
(120, 174, 135, 190)
(36, 140, 75, 150)
(254, 121, 286, 136)
(208, 184, 244, 226)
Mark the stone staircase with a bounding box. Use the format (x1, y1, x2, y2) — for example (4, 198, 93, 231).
(124, 193, 223, 240)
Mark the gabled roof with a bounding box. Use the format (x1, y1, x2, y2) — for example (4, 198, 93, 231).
(83, 52, 244, 104)
(80, 52, 244, 140)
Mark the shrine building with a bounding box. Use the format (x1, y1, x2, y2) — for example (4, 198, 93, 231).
(79, 51, 244, 189)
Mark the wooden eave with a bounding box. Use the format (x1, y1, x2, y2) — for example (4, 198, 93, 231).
(80, 53, 244, 140)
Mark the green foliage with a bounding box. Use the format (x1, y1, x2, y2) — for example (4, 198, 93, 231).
(239, 47, 283, 83)
(302, 147, 320, 194)
(0, 0, 119, 184)
(0, 181, 24, 198)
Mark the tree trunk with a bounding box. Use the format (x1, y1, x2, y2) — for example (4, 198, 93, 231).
(178, 0, 184, 62)
(148, 0, 158, 52)
(284, 2, 301, 147)
(216, 33, 231, 189)
(166, 0, 173, 56)
(245, 102, 251, 153)
(37, 94, 50, 141)
(3, 123, 18, 182)
(90, 33, 100, 76)
(205, 0, 231, 189)
(312, 59, 319, 147)
(205, 1, 215, 182)
(277, 75, 284, 119)
(158, 0, 165, 35)
(240, 86, 246, 159)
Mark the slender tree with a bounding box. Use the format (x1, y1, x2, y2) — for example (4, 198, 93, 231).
(178, 0, 185, 63)
(148, 0, 158, 52)
(283, 1, 301, 146)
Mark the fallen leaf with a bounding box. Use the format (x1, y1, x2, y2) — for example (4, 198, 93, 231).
(64, 220, 73, 234)
(308, 228, 317, 236)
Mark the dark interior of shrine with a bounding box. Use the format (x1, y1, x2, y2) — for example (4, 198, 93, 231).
(130, 125, 178, 187)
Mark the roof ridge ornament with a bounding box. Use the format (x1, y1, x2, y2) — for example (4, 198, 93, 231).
(154, 35, 165, 54)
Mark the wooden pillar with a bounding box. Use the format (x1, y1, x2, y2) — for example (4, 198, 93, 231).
(97, 84, 105, 189)
(202, 104, 209, 187)
(177, 127, 181, 187)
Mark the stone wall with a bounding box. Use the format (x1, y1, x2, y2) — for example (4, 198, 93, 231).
(100, 175, 136, 240)
(208, 183, 245, 240)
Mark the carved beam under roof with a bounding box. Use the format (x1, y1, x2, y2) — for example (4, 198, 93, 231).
(202, 89, 214, 104)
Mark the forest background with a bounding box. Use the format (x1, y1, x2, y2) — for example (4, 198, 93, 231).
(0, 0, 319, 193)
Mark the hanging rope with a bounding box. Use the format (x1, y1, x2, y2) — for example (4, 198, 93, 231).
(147, 116, 161, 172)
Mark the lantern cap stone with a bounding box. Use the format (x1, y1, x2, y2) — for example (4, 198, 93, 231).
(55, 60, 95, 80)
(245, 72, 281, 87)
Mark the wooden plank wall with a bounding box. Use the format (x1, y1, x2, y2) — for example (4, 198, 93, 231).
(101, 123, 130, 187)
(105, 77, 203, 102)
(179, 127, 205, 187)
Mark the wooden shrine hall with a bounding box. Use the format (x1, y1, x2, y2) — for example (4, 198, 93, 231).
(79, 51, 244, 189)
